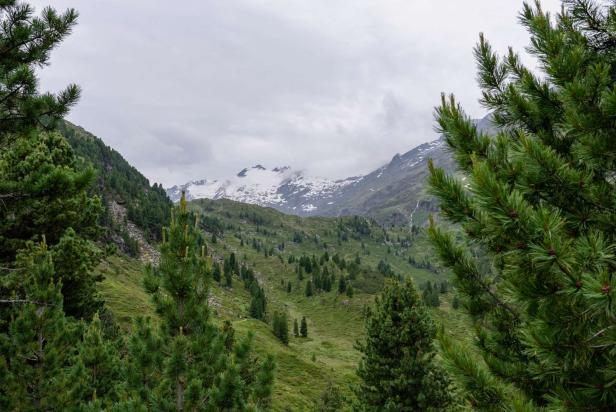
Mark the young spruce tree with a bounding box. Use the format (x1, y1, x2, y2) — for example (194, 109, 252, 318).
(354, 280, 454, 411)
(428, 1, 616, 409)
(128, 193, 275, 411)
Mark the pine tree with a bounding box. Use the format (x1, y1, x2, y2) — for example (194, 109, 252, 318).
(300, 316, 308, 338)
(293, 318, 299, 337)
(354, 280, 454, 411)
(305, 279, 314, 297)
(128, 193, 275, 410)
(68, 312, 123, 407)
(0, 240, 83, 410)
(0, 2, 80, 140)
(286, 280, 292, 293)
(212, 261, 222, 283)
(338, 276, 347, 294)
(224, 267, 233, 288)
(427, 1, 616, 409)
(0, 2, 104, 321)
(272, 312, 289, 345)
(346, 284, 354, 298)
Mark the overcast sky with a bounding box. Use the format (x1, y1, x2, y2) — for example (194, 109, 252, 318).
(32, 0, 561, 186)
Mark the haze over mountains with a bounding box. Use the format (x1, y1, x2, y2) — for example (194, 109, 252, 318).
(166, 115, 493, 224)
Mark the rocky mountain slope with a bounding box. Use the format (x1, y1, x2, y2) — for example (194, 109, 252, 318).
(166, 137, 451, 225)
(168, 115, 494, 225)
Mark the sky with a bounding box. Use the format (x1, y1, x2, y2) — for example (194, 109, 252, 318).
(32, 0, 561, 187)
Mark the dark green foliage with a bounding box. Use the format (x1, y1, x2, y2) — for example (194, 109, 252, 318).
(346, 284, 354, 298)
(300, 316, 308, 338)
(69, 312, 123, 406)
(286, 280, 292, 293)
(0, 130, 102, 263)
(338, 276, 347, 294)
(59, 122, 171, 243)
(224, 267, 233, 288)
(249, 281, 267, 321)
(0, 241, 82, 410)
(376, 259, 394, 277)
(212, 261, 222, 283)
(0, 2, 104, 322)
(355, 280, 454, 411)
(129, 194, 275, 410)
(427, 1, 616, 409)
(421, 281, 440, 308)
(451, 295, 460, 310)
(293, 319, 299, 337)
(0, 2, 80, 138)
(272, 311, 289, 345)
(305, 280, 314, 297)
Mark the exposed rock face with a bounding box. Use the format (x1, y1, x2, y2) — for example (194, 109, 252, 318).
(109, 201, 160, 265)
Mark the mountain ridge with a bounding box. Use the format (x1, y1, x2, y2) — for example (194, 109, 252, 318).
(167, 114, 493, 225)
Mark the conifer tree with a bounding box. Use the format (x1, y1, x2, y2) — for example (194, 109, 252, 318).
(212, 261, 221, 283)
(354, 280, 454, 411)
(0, 240, 83, 410)
(293, 318, 299, 337)
(305, 280, 314, 297)
(346, 284, 354, 298)
(129, 193, 275, 410)
(0, 2, 81, 140)
(272, 311, 289, 345)
(300, 316, 308, 338)
(224, 267, 233, 288)
(0, 2, 104, 321)
(68, 312, 123, 407)
(338, 276, 347, 294)
(427, 1, 616, 409)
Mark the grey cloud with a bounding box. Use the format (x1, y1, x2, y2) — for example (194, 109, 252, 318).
(32, 0, 562, 186)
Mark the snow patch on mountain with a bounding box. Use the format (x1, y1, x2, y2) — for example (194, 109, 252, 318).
(166, 165, 363, 213)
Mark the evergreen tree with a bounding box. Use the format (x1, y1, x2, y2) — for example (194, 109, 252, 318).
(305, 280, 314, 297)
(354, 280, 454, 411)
(0, 240, 83, 410)
(128, 193, 275, 410)
(293, 318, 299, 337)
(0, 2, 104, 321)
(68, 312, 123, 407)
(272, 312, 289, 345)
(249, 282, 267, 321)
(338, 276, 347, 294)
(212, 261, 221, 283)
(0, 2, 80, 140)
(300, 316, 308, 338)
(286, 280, 292, 293)
(427, 1, 616, 408)
(224, 267, 233, 288)
(346, 284, 354, 298)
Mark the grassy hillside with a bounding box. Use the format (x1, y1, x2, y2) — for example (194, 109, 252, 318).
(96, 198, 456, 410)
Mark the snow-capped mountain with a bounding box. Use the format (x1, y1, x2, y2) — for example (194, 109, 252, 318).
(166, 136, 451, 223)
(167, 115, 494, 223)
(166, 164, 364, 215)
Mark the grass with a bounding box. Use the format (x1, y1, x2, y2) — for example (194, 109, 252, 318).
(96, 198, 462, 411)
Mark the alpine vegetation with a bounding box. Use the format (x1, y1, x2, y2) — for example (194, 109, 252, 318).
(428, 0, 616, 409)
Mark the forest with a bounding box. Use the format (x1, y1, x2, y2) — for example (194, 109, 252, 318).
(1, 0, 616, 411)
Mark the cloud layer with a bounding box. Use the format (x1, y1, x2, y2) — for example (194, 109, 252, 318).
(32, 0, 561, 186)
